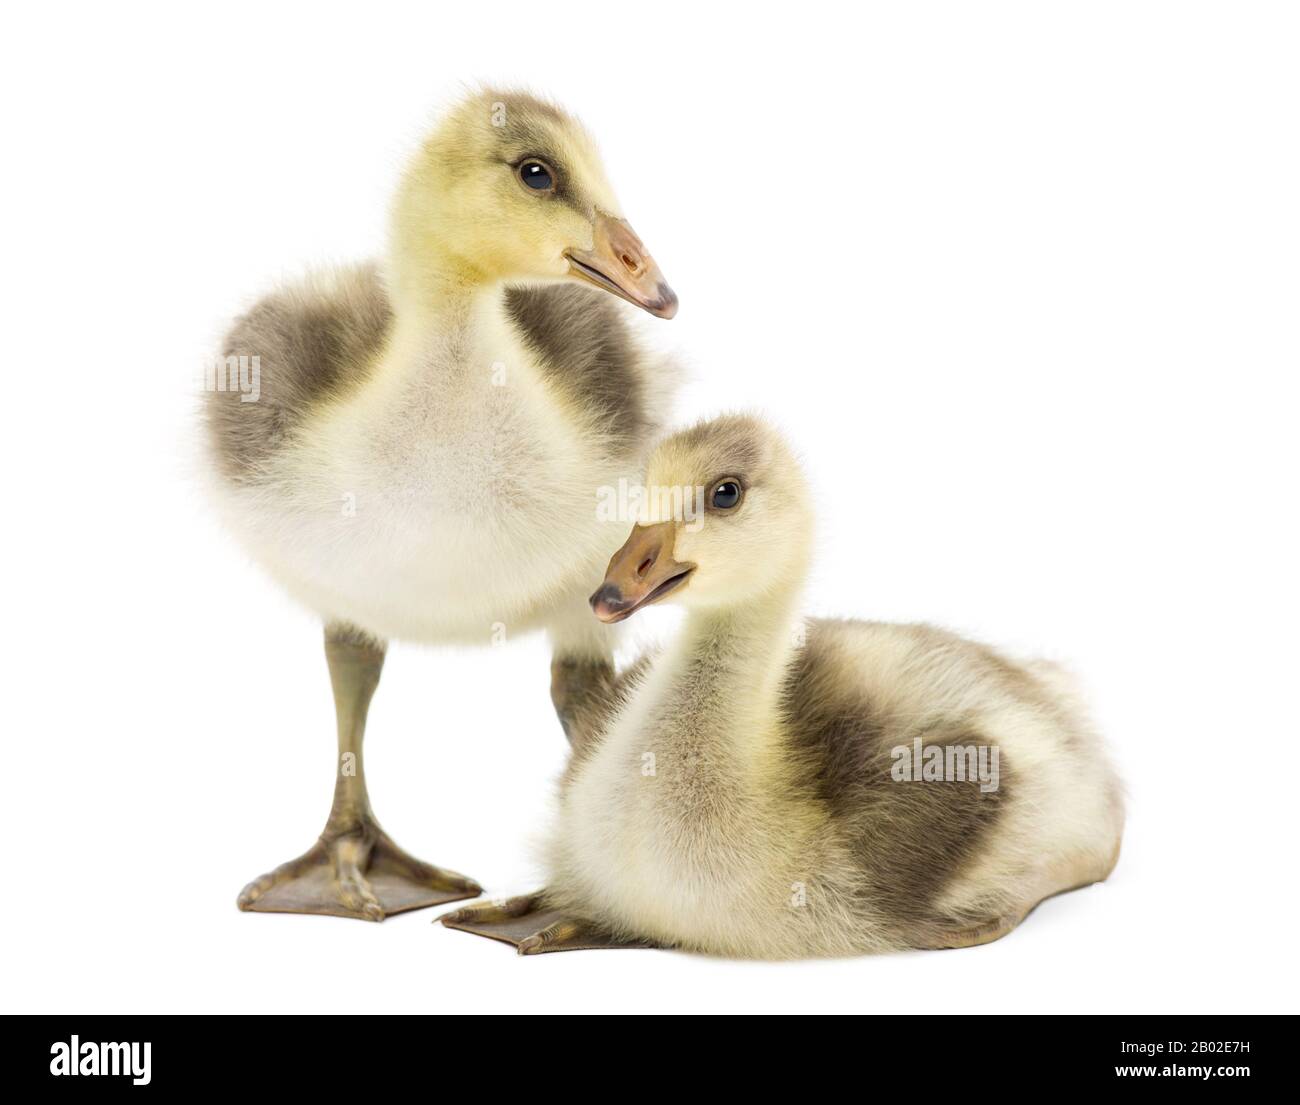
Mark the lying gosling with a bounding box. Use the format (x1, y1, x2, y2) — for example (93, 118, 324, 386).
(443, 414, 1124, 957)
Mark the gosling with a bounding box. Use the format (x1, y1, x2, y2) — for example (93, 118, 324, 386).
(442, 414, 1124, 958)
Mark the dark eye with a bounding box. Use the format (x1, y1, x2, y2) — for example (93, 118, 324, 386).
(710, 480, 742, 510)
(518, 160, 554, 192)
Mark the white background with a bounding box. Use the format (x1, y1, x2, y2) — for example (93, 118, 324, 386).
(3, 1, 1297, 1013)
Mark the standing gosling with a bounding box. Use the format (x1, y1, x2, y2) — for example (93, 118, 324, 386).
(442, 414, 1124, 957)
(207, 89, 678, 922)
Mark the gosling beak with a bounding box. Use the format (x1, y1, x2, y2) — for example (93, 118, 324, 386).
(590, 521, 695, 623)
(565, 212, 678, 319)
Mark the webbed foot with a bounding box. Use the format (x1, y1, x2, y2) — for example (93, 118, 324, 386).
(438, 892, 655, 954)
(237, 823, 481, 922)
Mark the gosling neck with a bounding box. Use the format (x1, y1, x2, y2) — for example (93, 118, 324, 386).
(684, 585, 803, 689)
(386, 242, 497, 334)
(658, 577, 807, 768)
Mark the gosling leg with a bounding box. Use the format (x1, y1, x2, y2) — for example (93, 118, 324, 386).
(236, 624, 482, 921)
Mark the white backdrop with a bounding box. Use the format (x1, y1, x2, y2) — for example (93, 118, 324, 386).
(3, 1, 1297, 1013)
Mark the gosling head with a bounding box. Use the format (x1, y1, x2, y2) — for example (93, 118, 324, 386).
(591, 415, 812, 622)
(391, 87, 676, 318)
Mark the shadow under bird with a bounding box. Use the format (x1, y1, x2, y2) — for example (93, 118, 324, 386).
(205, 89, 678, 920)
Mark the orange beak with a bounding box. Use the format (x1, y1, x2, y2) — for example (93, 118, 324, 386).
(565, 212, 678, 319)
(589, 521, 695, 623)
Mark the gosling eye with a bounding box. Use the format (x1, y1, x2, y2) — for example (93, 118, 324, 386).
(517, 159, 555, 193)
(710, 479, 743, 511)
